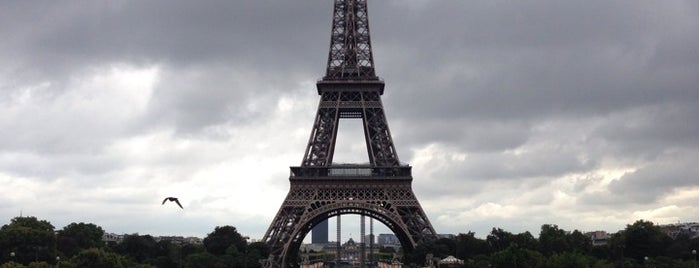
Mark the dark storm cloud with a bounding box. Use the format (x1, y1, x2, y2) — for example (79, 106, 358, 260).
(0, 1, 329, 89)
(1, 1, 334, 138)
(592, 103, 699, 158)
(374, 0, 699, 123)
(377, 1, 699, 218)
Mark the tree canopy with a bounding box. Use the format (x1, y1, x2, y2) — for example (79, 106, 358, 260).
(0, 216, 697, 268)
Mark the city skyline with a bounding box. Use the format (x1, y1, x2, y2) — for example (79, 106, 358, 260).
(1, 0, 698, 241)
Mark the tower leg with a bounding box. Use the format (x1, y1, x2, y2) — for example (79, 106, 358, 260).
(361, 215, 366, 268)
(336, 215, 341, 268)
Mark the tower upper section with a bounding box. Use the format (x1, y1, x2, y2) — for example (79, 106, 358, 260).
(323, 0, 378, 81)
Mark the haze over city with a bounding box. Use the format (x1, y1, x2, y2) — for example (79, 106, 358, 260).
(1, 0, 698, 241)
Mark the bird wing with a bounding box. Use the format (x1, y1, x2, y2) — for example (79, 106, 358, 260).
(174, 199, 183, 209)
(162, 198, 168, 205)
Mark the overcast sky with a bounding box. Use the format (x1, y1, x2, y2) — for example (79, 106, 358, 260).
(2, 0, 698, 242)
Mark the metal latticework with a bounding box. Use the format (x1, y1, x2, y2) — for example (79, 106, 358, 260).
(325, 0, 377, 80)
(262, 1, 436, 267)
(263, 177, 436, 268)
(301, 84, 399, 167)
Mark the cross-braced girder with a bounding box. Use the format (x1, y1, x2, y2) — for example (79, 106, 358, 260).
(262, 0, 437, 267)
(325, 0, 377, 80)
(262, 178, 436, 268)
(301, 84, 399, 167)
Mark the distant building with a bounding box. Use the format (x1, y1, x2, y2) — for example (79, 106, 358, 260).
(437, 234, 456, 240)
(155, 236, 184, 243)
(103, 232, 125, 243)
(300, 237, 384, 263)
(377, 234, 401, 252)
(102, 232, 202, 245)
(312, 220, 329, 244)
(377, 234, 399, 245)
(364, 233, 375, 245)
(659, 222, 699, 239)
(184, 236, 203, 245)
(586, 231, 610, 246)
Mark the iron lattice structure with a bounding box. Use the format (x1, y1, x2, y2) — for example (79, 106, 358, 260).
(262, 1, 437, 267)
(325, 0, 376, 80)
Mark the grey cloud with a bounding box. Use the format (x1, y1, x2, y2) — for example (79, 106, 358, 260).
(412, 145, 596, 200)
(607, 153, 699, 204)
(392, 119, 531, 153)
(374, 1, 699, 123)
(1, 0, 699, 238)
(591, 102, 699, 160)
(1, 1, 329, 86)
(0, 152, 123, 180)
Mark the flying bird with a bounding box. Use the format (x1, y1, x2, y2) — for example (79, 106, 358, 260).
(162, 197, 183, 209)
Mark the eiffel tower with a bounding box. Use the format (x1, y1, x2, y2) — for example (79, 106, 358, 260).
(262, 1, 437, 267)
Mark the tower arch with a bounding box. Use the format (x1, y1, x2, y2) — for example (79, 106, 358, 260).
(262, 1, 437, 267)
(279, 205, 422, 268)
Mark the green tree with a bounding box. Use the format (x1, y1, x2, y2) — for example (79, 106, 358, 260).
(185, 252, 225, 268)
(434, 237, 457, 258)
(490, 245, 544, 268)
(589, 243, 612, 261)
(590, 259, 615, 268)
(665, 233, 693, 259)
(203, 226, 248, 256)
(486, 228, 514, 252)
(142, 240, 180, 268)
(71, 248, 130, 268)
(455, 232, 490, 260)
(621, 220, 672, 261)
(26, 262, 51, 268)
(246, 242, 271, 268)
(403, 239, 439, 267)
(605, 230, 627, 264)
(401, 237, 458, 267)
(539, 224, 568, 256)
(512, 231, 539, 252)
(567, 230, 592, 254)
(542, 252, 590, 268)
(0, 217, 57, 265)
(0, 262, 24, 268)
(113, 234, 158, 263)
(182, 243, 206, 259)
(56, 222, 105, 258)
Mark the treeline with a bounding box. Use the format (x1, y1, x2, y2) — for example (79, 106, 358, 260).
(0, 216, 268, 268)
(1, 216, 698, 268)
(403, 220, 699, 268)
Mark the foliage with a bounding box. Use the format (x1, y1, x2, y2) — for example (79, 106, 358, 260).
(246, 242, 271, 268)
(490, 245, 544, 268)
(27, 262, 52, 268)
(0, 217, 57, 265)
(71, 248, 130, 268)
(114, 234, 163, 264)
(56, 222, 105, 258)
(0, 262, 24, 268)
(403, 238, 444, 266)
(455, 232, 490, 260)
(541, 252, 590, 268)
(203, 226, 248, 256)
(2, 216, 699, 268)
(512, 231, 539, 251)
(185, 252, 225, 268)
(539, 224, 568, 256)
(486, 228, 514, 252)
(619, 220, 673, 261)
